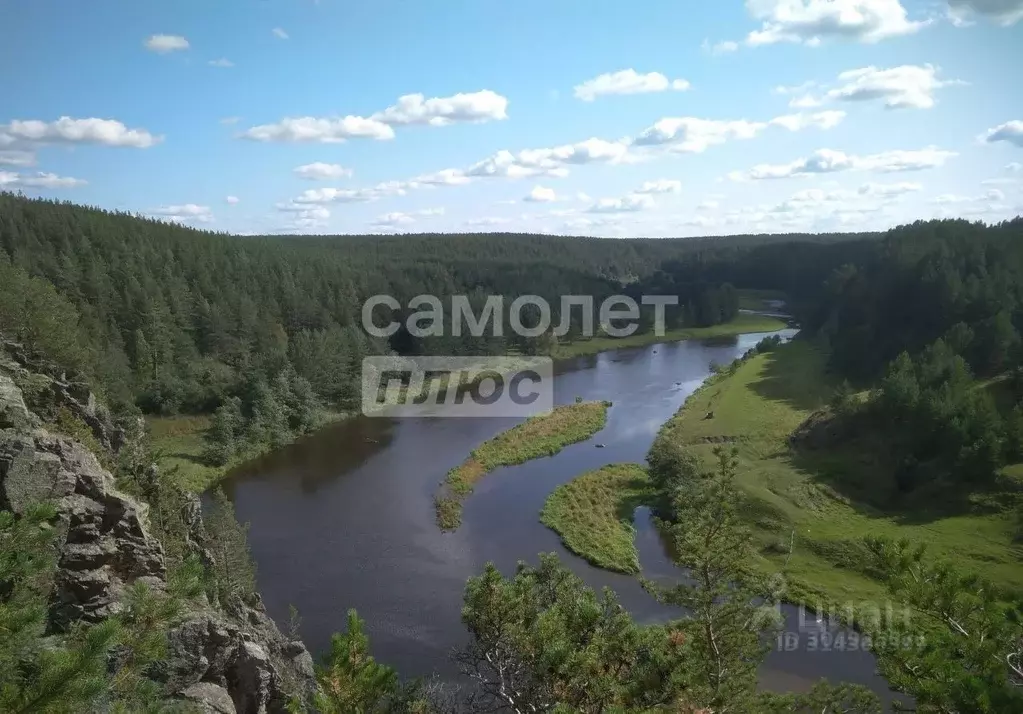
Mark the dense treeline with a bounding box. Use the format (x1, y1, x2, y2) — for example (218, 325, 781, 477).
(0, 193, 858, 426)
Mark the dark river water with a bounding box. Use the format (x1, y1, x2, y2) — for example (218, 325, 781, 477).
(222, 330, 901, 705)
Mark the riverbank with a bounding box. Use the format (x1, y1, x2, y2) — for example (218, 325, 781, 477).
(150, 312, 786, 494)
(436, 399, 612, 530)
(550, 313, 788, 359)
(540, 463, 654, 574)
(147, 411, 348, 492)
(655, 339, 1023, 609)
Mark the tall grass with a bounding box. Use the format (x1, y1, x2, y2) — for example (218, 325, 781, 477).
(435, 400, 612, 530)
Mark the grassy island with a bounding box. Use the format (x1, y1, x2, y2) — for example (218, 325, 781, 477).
(540, 464, 654, 574)
(435, 399, 612, 530)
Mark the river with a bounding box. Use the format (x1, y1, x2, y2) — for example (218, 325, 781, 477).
(222, 329, 901, 705)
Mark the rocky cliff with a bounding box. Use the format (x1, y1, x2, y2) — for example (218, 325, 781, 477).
(0, 341, 316, 713)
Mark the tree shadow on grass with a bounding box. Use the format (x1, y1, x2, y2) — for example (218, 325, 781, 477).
(746, 345, 834, 414)
(789, 435, 1021, 526)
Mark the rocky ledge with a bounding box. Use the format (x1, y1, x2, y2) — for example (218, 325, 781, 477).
(0, 345, 315, 714)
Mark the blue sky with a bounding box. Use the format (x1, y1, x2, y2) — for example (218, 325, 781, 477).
(2, 0, 1022, 237)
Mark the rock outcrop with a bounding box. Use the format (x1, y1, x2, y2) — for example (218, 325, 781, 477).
(0, 342, 316, 714)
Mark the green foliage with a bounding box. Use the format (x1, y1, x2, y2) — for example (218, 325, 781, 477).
(0, 503, 196, 713)
(204, 488, 258, 604)
(646, 447, 782, 711)
(865, 537, 1023, 712)
(311, 609, 434, 714)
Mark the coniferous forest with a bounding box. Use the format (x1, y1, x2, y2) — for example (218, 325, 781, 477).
(3, 191, 1023, 712)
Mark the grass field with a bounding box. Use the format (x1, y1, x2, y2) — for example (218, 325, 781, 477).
(656, 339, 1023, 611)
(435, 400, 612, 530)
(551, 313, 788, 360)
(540, 464, 654, 574)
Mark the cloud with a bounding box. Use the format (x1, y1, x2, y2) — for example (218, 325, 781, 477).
(702, 39, 740, 55)
(293, 162, 353, 180)
(744, 0, 926, 46)
(931, 188, 1006, 204)
(858, 181, 923, 196)
(272, 28, 289, 39)
(947, 0, 1023, 25)
(790, 95, 824, 108)
(208, 58, 235, 68)
(241, 116, 394, 142)
(220, 117, 241, 125)
(1007, 162, 1023, 172)
(698, 199, 720, 210)
(982, 120, 1023, 148)
(241, 90, 508, 143)
(730, 146, 956, 180)
(290, 181, 411, 205)
(0, 150, 34, 167)
(152, 204, 213, 223)
(0, 171, 86, 189)
(825, 64, 962, 109)
(635, 179, 682, 194)
(145, 34, 189, 53)
(411, 168, 472, 186)
(587, 194, 656, 213)
(465, 217, 511, 227)
(0, 117, 161, 148)
(372, 207, 445, 227)
(225, 195, 240, 205)
(524, 185, 558, 202)
(769, 110, 846, 130)
(573, 69, 691, 101)
(466, 138, 628, 179)
(371, 90, 508, 126)
(633, 117, 767, 152)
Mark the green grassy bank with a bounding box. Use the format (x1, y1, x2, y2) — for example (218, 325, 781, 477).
(436, 400, 612, 531)
(655, 339, 1023, 608)
(550, 313, 788, 360)
(540, 464, 654, 574)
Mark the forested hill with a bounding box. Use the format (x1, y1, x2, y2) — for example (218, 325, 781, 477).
(1, 191, 1020, 434)
(0, 192, 865, 418)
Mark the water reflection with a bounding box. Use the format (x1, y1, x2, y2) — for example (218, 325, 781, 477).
(222, 329, 898, 704)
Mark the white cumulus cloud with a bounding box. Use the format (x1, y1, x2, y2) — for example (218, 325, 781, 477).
(770, 110, 847, 130)
(241, 116, 394, 143)
(587, 194, 656, 213)
(0, 171, 86, 189)
(858, 181, 923, 196)
(225, 196, 240, 205)
(272, 27, 289, 39)
(371, 90, 508, 126)
(152, 204, 212, 224)
(982, 120, 1023, 147)
(290, 181, 411, 205)
(372, 208, 445, 227)
(635, 179, 682, 194)
(573, 69, 691, 101)
(208, 58, 234, 68)
(0, 117, 161, 148)
(293, 162, 353, 180)
(524, 185, 559, 202)
(744, 0, 926, 46)
(633, 117, 767, 152)
(145, 34, 189, 53)
(731, 146, 956, 180)
(466, 138, 629, 179)
(825, 64, 962, 109)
